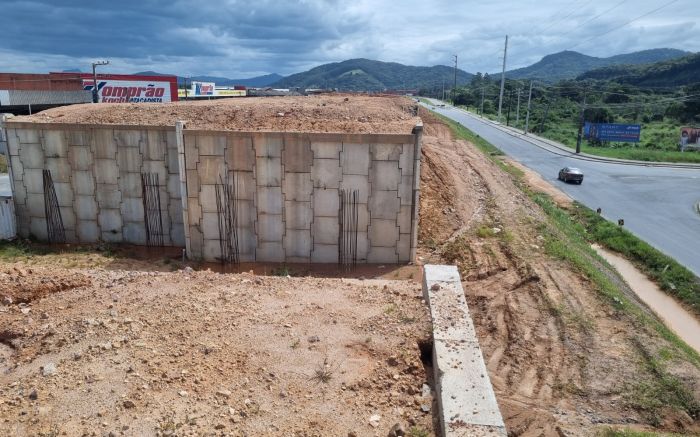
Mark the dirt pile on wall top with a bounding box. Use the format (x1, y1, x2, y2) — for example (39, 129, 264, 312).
(11, 95, 421, 134)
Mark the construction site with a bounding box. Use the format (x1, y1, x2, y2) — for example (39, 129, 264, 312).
(1, 95, 700, 437)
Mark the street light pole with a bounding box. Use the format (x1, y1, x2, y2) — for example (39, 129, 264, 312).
(91, 60, 109, 103)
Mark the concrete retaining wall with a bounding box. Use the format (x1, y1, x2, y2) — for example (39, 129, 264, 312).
(1, 119, 422, 264)
(181, 127, 422, 263)
(2, 122, 184, 246)
(423, 265, 506, 437)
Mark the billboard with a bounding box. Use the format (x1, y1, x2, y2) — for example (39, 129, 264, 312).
(680, 127, 700, 149)
(50, 73, 179, 103)
(193, 81, 215, 96)
(584, 122, 641, 143)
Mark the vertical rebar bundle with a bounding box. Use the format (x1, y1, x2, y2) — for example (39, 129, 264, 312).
(338, 189, 359, 268)
(42, 169, 65, 243)
(215, 173, 240, 264)
(141, 173, 164, 247)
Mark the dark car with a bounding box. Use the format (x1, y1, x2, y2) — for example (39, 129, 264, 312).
(558, 167, 584, 184)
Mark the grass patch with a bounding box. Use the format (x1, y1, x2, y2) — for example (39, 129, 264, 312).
(423, 105, 700, 365)
(626, 339, 700, 425)
(571, 205, 700, 317)
(270, 265, 295, 276)
(531, 193, 700, 365)
(0, 154, 7, 173)
(597, 429, 689, 437)
(0, 239, 49, 260)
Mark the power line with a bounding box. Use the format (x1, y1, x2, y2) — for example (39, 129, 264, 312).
(536, 0, 596, 34)
(569, 0, 681, 49)
(561, 0, 628, 37)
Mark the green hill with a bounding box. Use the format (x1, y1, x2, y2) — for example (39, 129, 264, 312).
(272, 58, 472, 91)
(577, 52, 700, 87)
(505, 48, 689, 82)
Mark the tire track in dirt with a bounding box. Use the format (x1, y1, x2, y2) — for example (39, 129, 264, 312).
(418, 108, 700, 436)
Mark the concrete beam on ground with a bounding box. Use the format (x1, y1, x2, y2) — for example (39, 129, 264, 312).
(423, 264, 506, 437)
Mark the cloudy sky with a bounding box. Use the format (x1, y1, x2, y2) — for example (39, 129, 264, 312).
(0, 0, 697, 78)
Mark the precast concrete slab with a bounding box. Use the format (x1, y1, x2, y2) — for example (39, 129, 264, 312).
(422, 265, 506, 437)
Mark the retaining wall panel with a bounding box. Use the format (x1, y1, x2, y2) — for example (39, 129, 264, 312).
(311, 244, 338, 263)
(283, 173, 312, 202)
(312, 216, 339, 245)
(45, 158, 71, 183)
(285, 201, 312, 230)
(255, 135, 283, 158)
(19, 143, 44, 169)
(257, 214, 283, 242)
(122, 222, 147, 245)
(311, 141, 341, 159)
(93, 130, 116, 159)
(53, 182, 74, 207)
(43, 130, 68, 157)
(283, 136, 312, 172)
(69, 146, 92, 170)
(313, 188, 339, 217)
(311, 158, 341, 188)
(369, 218, 399, 247)
(284, 229, 312, 258)
(118, 173, 140, 198)
(226, 137, 255, 170)
(95, 159, 119, 184)
(257, 242, 284, 262)
(29, 217, 48, 240)
(371, 143, 402, 161)
(121, 198, 144, 223)
(340, 144, 370, 175)
(370, 161, 401, 191)
(76, 220, 99, 242)
(369, 190, 400, 220)
(257, 187, 282, 215)
(256, 156, 282, 187)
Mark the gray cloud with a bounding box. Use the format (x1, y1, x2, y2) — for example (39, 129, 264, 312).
(0, 0, 697, 78)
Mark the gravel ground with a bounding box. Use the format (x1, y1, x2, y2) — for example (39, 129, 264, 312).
(0, 265, 436, 436)
(10, 95, 421, 134)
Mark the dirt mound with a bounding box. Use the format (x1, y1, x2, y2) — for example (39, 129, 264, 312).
(0, 266, 91, 303)
(11, 95, 421, 134)
(418, 107, 700, 436)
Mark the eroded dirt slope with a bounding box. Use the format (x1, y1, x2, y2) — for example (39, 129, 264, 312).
(418, 108, 700, 436)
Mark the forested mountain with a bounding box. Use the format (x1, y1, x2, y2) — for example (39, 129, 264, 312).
(272, 58, 472, 91)
(577, 53, 700, 87)
(504, 48, 689, 82)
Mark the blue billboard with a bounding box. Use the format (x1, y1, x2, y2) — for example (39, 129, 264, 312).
(584, 122, 641, 143)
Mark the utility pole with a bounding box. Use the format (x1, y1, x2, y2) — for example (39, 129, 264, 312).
(515, 87, 521, 125)
(575, 90, 587, 154)
(91, 60, 109, 103)
(524, 80, 533, 133)
(506, 88, 514, 126)
(452, 54, 458, 105)
(497, 35, 508, 121)
(442, 79, 445, 101)
(480, 87, 485, 116)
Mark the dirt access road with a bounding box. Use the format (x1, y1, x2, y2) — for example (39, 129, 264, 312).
(417, 108, 700, 436)
(0, 263, 435, 436)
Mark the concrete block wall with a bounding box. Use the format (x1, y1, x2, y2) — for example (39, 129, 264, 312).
(183, 129, 421, 263)
(3, 123, 184, 246)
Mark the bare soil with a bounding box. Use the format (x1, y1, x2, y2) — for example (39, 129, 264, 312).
(417, 108, 700, 436)
(11, 95, 421, 134)
(0, 263, 435, 436)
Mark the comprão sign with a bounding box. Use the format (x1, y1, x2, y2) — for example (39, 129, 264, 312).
(584, 122, 641, 143)
(51, 73, 179, 103)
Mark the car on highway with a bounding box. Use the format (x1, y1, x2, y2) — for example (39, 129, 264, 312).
(558, 167, 584, 184)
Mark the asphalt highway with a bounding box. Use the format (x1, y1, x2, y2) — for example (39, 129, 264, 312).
(423, 100, 700, 276)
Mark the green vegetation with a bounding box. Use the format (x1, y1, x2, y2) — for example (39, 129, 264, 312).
(580, 52, 700, 87)
(428, 51, 700, 163)
(428, 104, 700, 424)
(571, 205, 700, 317)
(428, 102, 700, 360)
(274, 58, 471, 91)
(505, 49, 689, 82)
(598, 429, 689, 437)
(0, 154, 7, 173)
